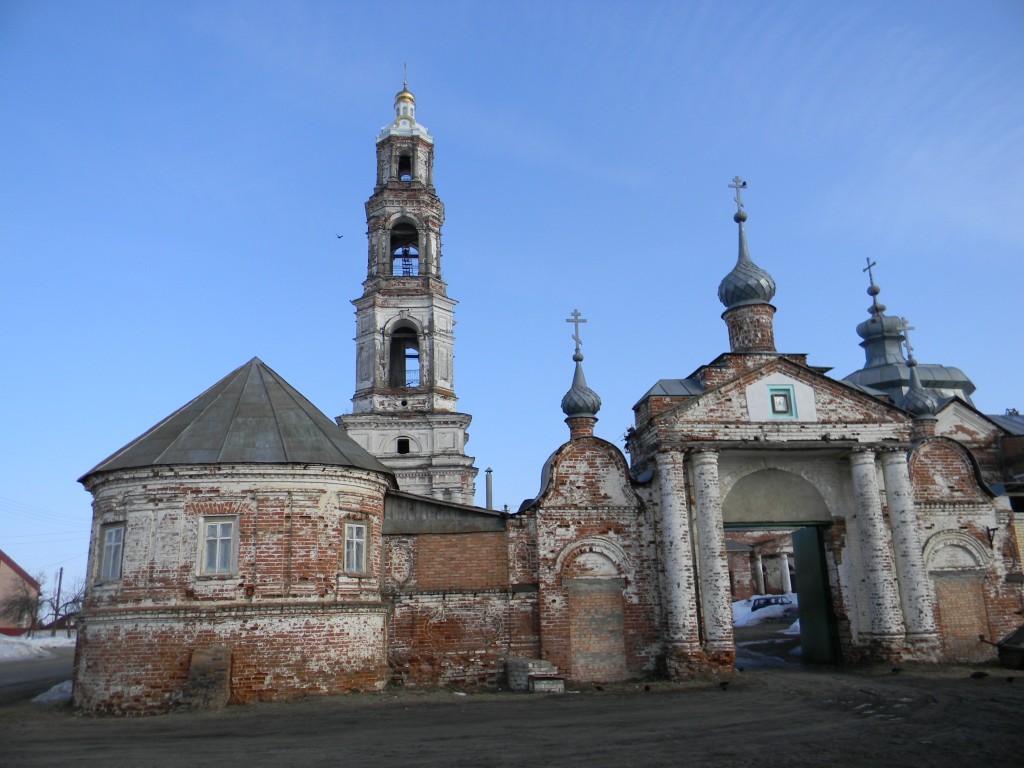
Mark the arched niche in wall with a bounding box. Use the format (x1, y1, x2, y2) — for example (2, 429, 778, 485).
(554, 537, 631, 582)
(923, 531, 992, 572)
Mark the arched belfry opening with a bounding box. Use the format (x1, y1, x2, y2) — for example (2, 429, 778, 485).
(389, 325, 421, 388)
(397, 151, 413, 182)
(390, 222, 420, 276)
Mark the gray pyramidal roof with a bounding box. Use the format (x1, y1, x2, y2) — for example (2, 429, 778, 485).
(81, 357, 391, 480)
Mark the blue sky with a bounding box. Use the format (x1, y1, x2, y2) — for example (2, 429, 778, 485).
(2, 1, 1022, 590)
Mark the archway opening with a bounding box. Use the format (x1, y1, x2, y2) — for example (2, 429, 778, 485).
(722, 469, 838, 668)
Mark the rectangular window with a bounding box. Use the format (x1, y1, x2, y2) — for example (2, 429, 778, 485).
(768, 385, 797, 419)
(202, 517, 237, 576)
(99, 524, 124, 581)
(345, 523, 367, 574)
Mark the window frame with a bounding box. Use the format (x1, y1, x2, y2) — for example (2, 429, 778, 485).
(98, 523, 125, 582)
(344, 522, 368, 575)
(199, 516, 238, 577)
(767, 384, 798, 420)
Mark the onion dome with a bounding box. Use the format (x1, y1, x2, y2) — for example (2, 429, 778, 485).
(561, 349, 602, 418)
(718, 182, 776, 309)
(898, 358, 941, 417)
(394, 82, 415, 106)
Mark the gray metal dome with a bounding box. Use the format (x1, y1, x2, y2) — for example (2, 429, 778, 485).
(718, 210, 776, 309)
(898, 360, 941, 417)
(843, 266, 976, 406)
(561, 352, 602, 418)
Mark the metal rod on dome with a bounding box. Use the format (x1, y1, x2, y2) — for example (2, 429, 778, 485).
(485, 467, 493, 510)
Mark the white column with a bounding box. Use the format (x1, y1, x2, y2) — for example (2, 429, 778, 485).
(880, 449, 939, 652)
(849, 448, 905, 652)
(689, 449, 734, 655)
(654, 452, 701, 664)
(779, 552, 792, 594)
(753, 553, 765, 595)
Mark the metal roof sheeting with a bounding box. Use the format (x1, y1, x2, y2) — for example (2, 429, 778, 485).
(634, 378, 706, 408)
(989, 413, 1024, 436)
(81, 357, 391, 480)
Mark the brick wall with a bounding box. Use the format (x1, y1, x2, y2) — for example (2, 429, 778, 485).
(387, 592, 539, 687)
(75, 464, 391, 713)
(723, 303, 776, 353)
(411, 532, 508, 591)
(931, 572, 996, 663)
(382, 529, 537, 687)
(73, 606, 389, 714)
(566, 578, 628, 681)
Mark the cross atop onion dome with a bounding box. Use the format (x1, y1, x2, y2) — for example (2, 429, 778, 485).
(560, 309, 602, 419)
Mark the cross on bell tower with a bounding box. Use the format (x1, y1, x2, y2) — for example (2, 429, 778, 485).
(338, 83, 478, 504)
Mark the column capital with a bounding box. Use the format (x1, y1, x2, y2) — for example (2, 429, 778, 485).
(849, 446, 877, 464)
(879, 447, 910, 464)
(688, 446, 720, 462)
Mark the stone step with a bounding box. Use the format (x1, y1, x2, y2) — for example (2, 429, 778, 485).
(506, 656, 559, 691)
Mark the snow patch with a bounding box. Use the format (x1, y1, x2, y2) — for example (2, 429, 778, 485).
(0, 636, 53, 662)
(0, 634, 76, 663)
(732, 594, 799, 627)
(32, 680, 73, 704)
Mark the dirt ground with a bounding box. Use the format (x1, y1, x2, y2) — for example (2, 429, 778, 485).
(3, 662, 1022, 768)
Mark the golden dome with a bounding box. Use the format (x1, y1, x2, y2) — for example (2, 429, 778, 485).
(394, 83, 415, 103)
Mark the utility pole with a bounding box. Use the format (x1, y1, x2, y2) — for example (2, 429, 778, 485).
(51, 566, 63, 637)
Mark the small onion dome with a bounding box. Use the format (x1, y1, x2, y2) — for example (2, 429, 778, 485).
(718, 209, 777, 309)
(395, 84, 415, 104)
(561, 351, 602, 418)
(898, 359, 940, 417)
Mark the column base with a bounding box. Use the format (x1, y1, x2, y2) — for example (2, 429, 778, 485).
(664, 644, 735, 678)
(858, 633, 906, 663)
(903, 632, 942, 662)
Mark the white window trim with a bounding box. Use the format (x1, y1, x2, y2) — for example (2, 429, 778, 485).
(199, 516, 238, 577)
(344, 522, 368, 575)
(98, 523, 125, 582)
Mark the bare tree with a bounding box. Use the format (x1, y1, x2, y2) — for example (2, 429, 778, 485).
(42, 573, 84, 637)
(0, 572, 44, 637)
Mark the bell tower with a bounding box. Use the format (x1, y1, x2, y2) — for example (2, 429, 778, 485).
(338, 84, 478, 504)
